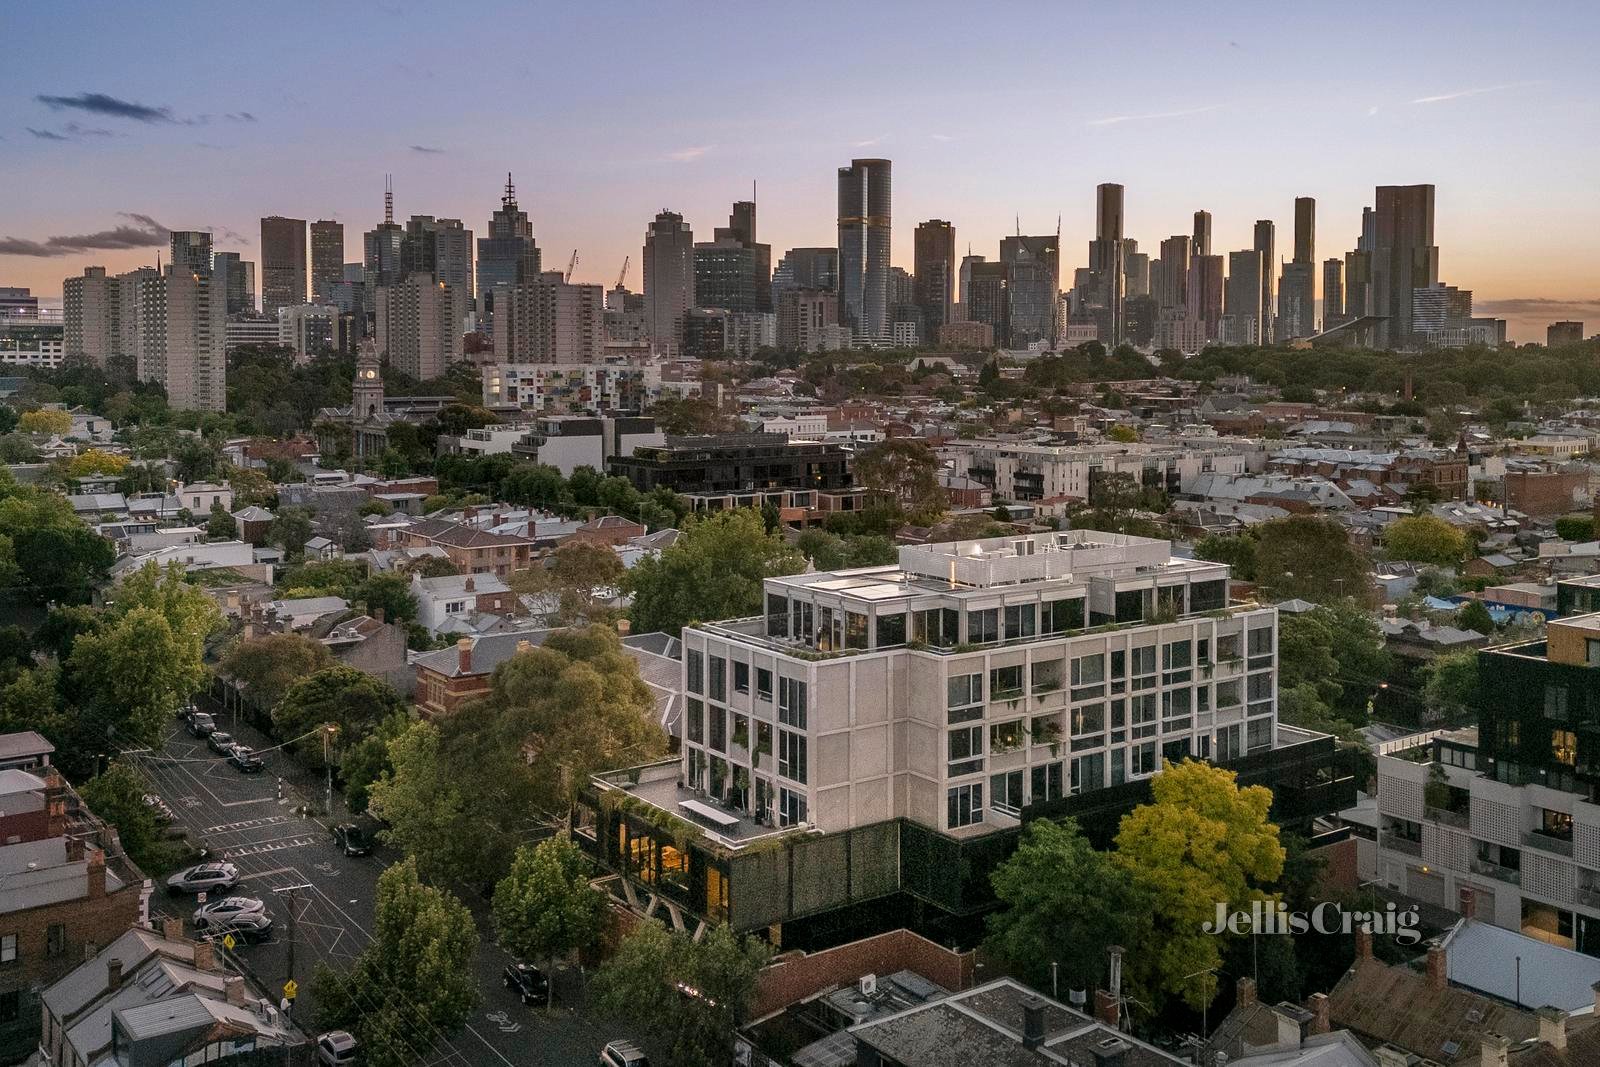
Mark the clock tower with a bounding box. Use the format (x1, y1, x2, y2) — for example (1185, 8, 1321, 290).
(352, 340, 384, 422)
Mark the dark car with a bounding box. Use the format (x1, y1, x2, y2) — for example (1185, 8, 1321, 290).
(207, 731, 236, 756)
(502, 962, 549, 1006)
(187, 712, 216, 738)
(228, 746, 264, 773)
(332, 823, 372, 856)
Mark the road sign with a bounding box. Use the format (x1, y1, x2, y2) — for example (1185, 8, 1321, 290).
(283, 979, 298, 1000)
(222, 934, 236, 951)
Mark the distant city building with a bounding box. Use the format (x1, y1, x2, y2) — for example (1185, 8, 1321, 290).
(224, 316, 281, 351)
(400, 215, 473, 295)
(1252, 219, 1275, 342)
(696, 198, 770, 312)
(965, 261, 1009, 345)
(137, 267, 227, 411)
(309, 219, 345, 303)
(1087, 182, 1126, 344)
(1469, 317, 1507, 346)
(363, 177, 404, 291)
(772, 247, 838, 294)
(0, 287, 39, 321)
(493, 272, 605, 364)
(643, 210, 695, 357)
(1411, 283, 1475, 348)
(62, 266, 116, 365)
(278, 303, 340, 361)
(1192, 209, 1212, 259)
(211, 251, 255, 315)
(1187, 254, 1224, 340)
(484, 363, 663, 416)
(375, 274, 468, 380)
(1549, 321, 1585, 347)
(1321, 258, 1344, 330)
(913, 220, 955, 337)
(1277, 263, 1316, 341)
(777, 288, 840, 352)
(837, 158, 892, 343)
(955, 252, 985, 322)
(476, 173, 541, 330)
(938, 320, 995, 348)
(1222, 249, 1264, 345)
(167, 230, 212, 275)
(1371, 184, 1438, 346)
(1001, 234, 1060, 348)
(1124, 245, 1150, 299)
(259, 215, 307, 316)
(1154, 235, 1190, 312)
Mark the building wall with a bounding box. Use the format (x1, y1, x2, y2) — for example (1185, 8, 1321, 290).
(750, 928, 975, 1019)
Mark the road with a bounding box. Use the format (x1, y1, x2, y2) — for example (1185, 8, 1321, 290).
(126, 710, 654, 1067)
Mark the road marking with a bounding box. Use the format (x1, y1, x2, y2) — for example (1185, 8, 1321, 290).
(221, 836, 318, 859)
(484, 1011, 522, 1034)
(236, 866, 296, 883)
(206, 815, 290, 833)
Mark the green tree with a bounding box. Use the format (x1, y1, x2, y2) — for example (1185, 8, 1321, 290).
(1194, 532, 1258, 581)
(218, 632, 335, 713)
(310, 858, 479, 1067)
(510, 539, 625, 626)
(70, 607, 199, 746)
(1385, 514, 1467, 565)
(1555, 513, 1596, 542)
(1107, 424, 1140, 443)
(10, 524, 116, 604)
(205, 500, 238, 540)
(491, 835, 607, 1007)
(353, 572, 419, 624)
(1277, 602, 1391, 716)
(593, 921, 772, 1067)
(1456, 599, 1494, 635)
(985, 819, 1151, 995)
(1253, 515, 1371, 602)
(79, 762, 182, 874)
(1421, 648, 1480, 724)
(273, 667, 404, 765)
(18, 408, 72, 435)
(852, 439, 944, 523)
(270, 506, 315, 559)
(338, 711, 410, 814)
(1114, 760, 1284, 1013)
(627, 509, 804, 635)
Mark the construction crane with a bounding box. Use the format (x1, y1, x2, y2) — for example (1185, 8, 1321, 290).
(614, 256, 629, 291)
(565, 250, 578, 283)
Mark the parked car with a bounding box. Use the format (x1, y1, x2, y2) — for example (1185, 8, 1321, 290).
(600, 1040, 650, 1067)
(177, 703, 195, 721)
(502, 962, 549, 1006)
(207, 731, 236, 755)
(331, 823, 372, 857)
(166, 861, 239, 895)
(228, 746, 264, 773)
(187, 712, 216, 738)
(142, 793, 175, 821)
(193, 897, 272, 940)
(315, 1031, 358, 1066)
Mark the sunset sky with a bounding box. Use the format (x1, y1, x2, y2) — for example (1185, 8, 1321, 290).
(4, 0, 1597, 341)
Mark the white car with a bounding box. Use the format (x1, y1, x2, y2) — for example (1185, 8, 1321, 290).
(166, 861, 240, 895)
(193, 896, 266, 927)
(316, 1031, 358, 1066)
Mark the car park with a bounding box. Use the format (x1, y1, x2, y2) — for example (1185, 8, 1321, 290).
(502, 961, 549, 1006)
(331, 822, 372, 856)
(166, 861, 239, 895)
(227, 745, 264, 772)
(187, 712, 216, 738)
(600, 1040, 650, 1067)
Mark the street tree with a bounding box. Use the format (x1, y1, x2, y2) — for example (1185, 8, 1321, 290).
(1253, 515, 1371, 602)
(353, 572, 419, 623)
(491, 835, 607, 1006)
(79, 762, 181, 874)
(627, 508, 804, 635)
(273, 667, 404, 764)
(206, 501, 238, 540)
(69, 607, 199, 746)
(510, 539, 626, 626)
(270, 506, 315, 559)
(219, 632, 335, 713)
(853, 439, 945, 523)
(1385, 514, 1467, 565)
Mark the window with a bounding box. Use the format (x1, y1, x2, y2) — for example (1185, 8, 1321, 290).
(686, 699, 704, 744)
(1071, 703, 1105, 750)
(709, 656, 726, 702)
(708, 705, 726, 752)
(444, 599, 465, 614)
(1131, 741, 1158, 776)
(778, 730, 808, 783)
(0, 991, 15, 1023)
(1197, 638, 1210, 665)
(687, 748, 705, 790)
(1004, 604, 1037, 641)
(1163, 737, 1192, 764)
(1217, 724, 1243, 761)
(1031, 761, 1064, 803)
(991, 770, 1025, 814)
(687, 649, 704, 694)
(1110, 698, 1127, 743)
(767, 593, 789, 637)
(1131, 694, 1158, 738)
(990, 665, 1024, 699)
(1163, 639, 1192, 684)
(779, 787, 807, 827)
(778, 677, 807, 728)
(1131, 645, 1157, 690)
(913, 607, 960, 647)
(1071, 653, 1105, 687)
(1109, 649, 1127, 694)
(948, 672, 983, 708)
(876, 613, 906, 648)
(949, 725, 985, 776)
(1247, 716, 1274, 751)
(1071, 752, 1105, 794)
(1042, 598, 1085, 634)
(792, 600, 815, 642)
(968, 608, 999, 644)
(1115, 589, 1146, 623)
(990, 718, 1025, 752)
(845, 611, 869, 650)
(1247, 673, 1274, 703)
(1031, 659, 1063, 694)
(1589, 639, 1600, 668)
(1162, 688, 1192, 730)
(0, 934, 14, 963)
(1546, 685, 1571, 721)
(756, 668, 773, 702)
(1216, 679, 1243, 709)
(47, 923, 65, 958)
(947, 783, 984, 828)
(733, 661, 750, 695)
(1247, 625, 1274, 668)
(1554, 729, 1578, 767)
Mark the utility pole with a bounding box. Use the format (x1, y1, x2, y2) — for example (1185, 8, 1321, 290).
(322, 724, 337, 816)
(272, 883, 312, 997)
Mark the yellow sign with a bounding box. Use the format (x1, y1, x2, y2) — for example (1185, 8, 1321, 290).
(283, 979, 298, 1000)
(222, 934, 236, 951)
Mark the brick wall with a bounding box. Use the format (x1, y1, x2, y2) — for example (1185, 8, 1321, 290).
(750, 929, 975, 1020)
(1309, 835, 1359, 896)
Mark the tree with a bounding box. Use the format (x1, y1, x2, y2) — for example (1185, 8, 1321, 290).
(1107, 424, 1140, 443)
(491, 835, 607, 1007)
(1555, 513, 1595, 542)
(593, 921, 771, 1067)
(18, 408, 71, 435)
(70, 607, 198, 746)
(1421, 648, 1479, 724)
(9, 523, 116, 604)
(219, 632, 335, 713)
(353, 572, 419, 624)
(273, 667, 404, 765)
(61, 449, 130, 477)
(1385, 514, 1466, 565)
(79, 763, 182, 874)
(310, 858, 479, 1067)
(1277, 602, 1391, 717)
(338, 711, 410, 814)
(229, 466, 276, 507)
(510, 540, 625, 626)
(1253, 515, 1371, 603)
(367, 720, 499, 886)
(1457, 599, 1495, 635)
(648, 395, 736, 435)
(1194, 533, 1259, 581)
(270, 506, 315, 559)
(206, 500, 238, 540)
(627, 509, 804, 635)
(985, 819, 1151, 995)
(1114, 760, 1284, 1012)
(172, 436, 222, 482)
(853, 439, 944, 523)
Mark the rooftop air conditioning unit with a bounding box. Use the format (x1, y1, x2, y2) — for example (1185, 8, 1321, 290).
(858, 974, 877, 996)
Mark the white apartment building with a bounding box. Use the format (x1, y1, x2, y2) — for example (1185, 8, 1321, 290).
(482, 362, 662, 415)
(941, 440, 1250, 503)
(136, 269, 226, 412)
(376, 274, 469, 380)
(762, 412, 831, 438)
(678, 531, 1276, 836)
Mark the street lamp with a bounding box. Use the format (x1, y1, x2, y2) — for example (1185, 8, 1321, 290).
(322, 724, 338, 815)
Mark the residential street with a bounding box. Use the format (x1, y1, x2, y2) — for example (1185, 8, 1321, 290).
(126, 708, 655, 1067)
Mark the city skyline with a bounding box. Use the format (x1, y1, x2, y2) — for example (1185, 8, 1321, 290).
(4, 1, 1597, 342)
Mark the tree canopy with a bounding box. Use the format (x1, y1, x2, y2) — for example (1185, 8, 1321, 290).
(491, 835, 607, 1006)
(1384, 514, 1467, 565)
(852, 439, 945, 523)
(219, 632, 335, 712)
(626, 508, 804, 635)
(1252, 515, 1371, 602)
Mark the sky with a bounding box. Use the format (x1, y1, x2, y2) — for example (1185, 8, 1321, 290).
(4, 0, 1598, 342)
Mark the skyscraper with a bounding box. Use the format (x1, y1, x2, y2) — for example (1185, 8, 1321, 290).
(1293, 197, 1316, 266)
(62, 266, 116, 365)
(643, 211, 695, 357)
(212, 252, 255, 315)
(1276, 198, 1316, 341)
(1000, 234, 1060, 348)
(310, 220, 345, 303)
(772, 248, 838, 294)
(1321, 258, 1344, 330)
(1188, 255, 1224, 340)
(956, 253, 985, 321)
(1088, 183, 1126, 345)
(168, 231, 212, 275)
(965, 261, 1009, 342)
(1192, 210, 1212, 259)
(837, 158, 892, 343)
(1223, 249, 1264, 345)
(259, 216, 307, 317)
(493, 271, 605, 363)
(1155, 236, 1191, 311)
(913, 220, 956, 337)
(363, 178, 404, 289)
(1252, 220, 1275, 343)
(1124, 244, 1149, 299)
(476, 174, 541, 330)
(696, 197, 771, 313)
(375, 274, 468, 380)
(1371, 184, 1438, 347)
(139, 267, 227, 411)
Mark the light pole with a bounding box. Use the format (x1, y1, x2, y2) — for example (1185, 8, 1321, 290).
(322, 724, 338, 816)
(1178, 966, 1221, 1041)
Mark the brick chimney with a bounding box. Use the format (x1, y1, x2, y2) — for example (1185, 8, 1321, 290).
(191, 941, 215, 972)
(1538, 1006, 1568, 1051)
(1236, 976, 1257, 1008)
(65, 834, 85, 861)
(1460, 886, 1476, 920)
(457, 637, 473, 674)
(1425, 939, 1447, 992)
(161, 917, 184, 942)
(1354, 928, 1373, 962)
(1306, 992, 1330, 1036)
(464, 576, 475, 592)
(1094, 989, 1119, 1027)
(224, 975, 247, 1006)
(1480, 1032, 1510, 1067)
(1020, 994, 1046, 1050)
(44, 772, 67, 838)
(463, 506, 477, 522)
(617, 617, 632, 636)
(107, 958, 124, 989)
(86, 847, 106, 898)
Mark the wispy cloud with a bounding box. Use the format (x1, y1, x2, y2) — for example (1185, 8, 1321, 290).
(930, 133, 955, 143)
(26, 128, 70, 141)
(0, 212, 168, 257)
(409, 144, 446, 155)
(666, 144, 712, 162)
(224, 112, 256, 123)
(36, 91, 174, 123)
(1475, 297, 1600, 316)
(1088, 104, 1221, 127)
(851, 136, 884, 148)
(1410, 81, 1541, 105)
(1367, 105, 1382, 117)
(64, 122, 113, 137)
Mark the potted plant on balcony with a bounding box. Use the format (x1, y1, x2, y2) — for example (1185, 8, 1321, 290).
(731, 720, 750, 751)
(1031, 718, 1063, 757)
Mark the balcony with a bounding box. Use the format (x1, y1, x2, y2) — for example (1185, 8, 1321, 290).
(1523, 830, 1575, 858)
(1425, 806, 1469, 830)
(1379, 831, 1423, 857)
(1470, 857, 1523, 885)
(1577, 885, 1600, 910)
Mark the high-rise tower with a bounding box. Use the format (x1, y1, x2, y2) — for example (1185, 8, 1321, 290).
(1371, 184, 1438, 347)
(837, 159, 892, 343)
(644, 211, 695, 357)
(476, 173, 541, 329)
(913, 220, 956, 338)
(310, 220, 345, 304)
(259, 216, 307, 317)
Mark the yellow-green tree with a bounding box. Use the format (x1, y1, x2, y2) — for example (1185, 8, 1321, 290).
(1114, 760, 1284, 1011)
(62, 449, 130, 477)
(1384, 514, 1467, 566)
(19, 409, 72, 435)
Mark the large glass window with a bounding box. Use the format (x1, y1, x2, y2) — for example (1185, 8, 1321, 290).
(1042, 597, 1085, 634)
(733, 661, 750, 695)
(778, 729, 808, 783)
(708, 705, 726, 752)
(949, 725, 984, 776)
(687, 649, 704, 693)
(990, 718, 1025, 753)
(968, 608, 999, 645)
(686, 698, 704, 744)
(845, 611, 869, 650)
(990, 665, 1024, 699)
(913, 607, 960, 647)
(1031, 761, 1064, 803)
(779, 787, 807, 827)
(1004, 604, 1037, 641)
(1031, 659, 1063, 694)
(1132, 741, 1158, 776)
(1190, 580, 1226, 613)
(778, 677, 807, 728)
(1162, 640, 1192, 684)
(948, 672, 983, 708)
(1115, 589, 1146, 623)
(1071, 752, 1106, 794)
(947, 783, 983, 828)
(991, 769, 1025, 814)
(756, 668, 773, 702)
(767, 593, 789, 637)
(876, 612, 906, 648)
(709, 656, 726, 702)
(1071, 653, 1105, 701)
(1132, 645, 1157, 689)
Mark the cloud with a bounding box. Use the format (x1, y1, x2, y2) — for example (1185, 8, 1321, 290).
(26, 127, 70, 141)
(1410, 81, 1540, 105)
(1088, 104, 1221, 127)
(65, 122, 113, 137)
(36, 91, 174, 123)
(666, 145, 712, 162)
(930, 133, 955, 142)
(851, 136, 884, 148)
(410, 144, 446, 155)
(224, 112, 256, 123)
(1475, 297, 1600, 316)
(0, 212, 168, 257)
(1367, 105, 1382, 117)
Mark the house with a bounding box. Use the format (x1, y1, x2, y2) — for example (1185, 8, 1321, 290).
(568, 514, 647, 548)
(110, 540, 266, 582)
(303, 535, 341, 561)
(231, 504, 275, 545)
(261, 595, 349, 631)
(0, 730, 53, 771)
(37, 923, 303, 1067)
(1205, 979, 1376, 1067)
(1378, 618, 1488, 662)
(175, 482, 234, 514)
(399, 516, 539, 577)
(410, 572, 519, 635)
